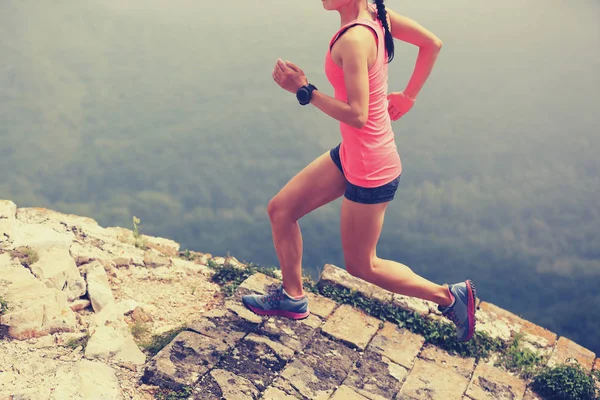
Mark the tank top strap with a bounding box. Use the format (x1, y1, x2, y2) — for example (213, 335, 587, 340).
(328, 4, 383, 51)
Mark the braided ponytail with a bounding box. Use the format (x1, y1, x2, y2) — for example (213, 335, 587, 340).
(373, 0, 395, 63)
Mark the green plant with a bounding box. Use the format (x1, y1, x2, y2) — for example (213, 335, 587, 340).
(531, 364, 598, 400)
(132, 216, 147, 250)
(207, 261, 279, 297)
(65, 332, 90, 351)
(130, 321, 150, 341)
(0, 296, 8, 315)
(495, 333, 545, 379)
(141, 326, 187, 356)
(154, 386, 193, 400)
(11, 247, 39, 268)
(183, 249, 193, 261)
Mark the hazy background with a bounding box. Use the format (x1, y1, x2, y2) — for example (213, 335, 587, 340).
(2, 0, 599, 353)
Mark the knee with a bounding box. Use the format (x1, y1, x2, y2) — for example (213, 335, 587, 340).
(267, 197, 292, 224)
(344, 258, 376, 280)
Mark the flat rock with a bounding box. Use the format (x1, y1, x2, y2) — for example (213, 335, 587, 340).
(368, 322, 424, 369)
(52, 359, 122, 400)
(143, 330, 230, 390)
(279, 334, 360, 399)
(465, 362, 527, 400)
(245, 333, 295, 361)
(479, 302, 556, 349)
(10, 220, 74, 250)
(330, 385, 369, 400)
(193, 369, 259, 400)
(143, 248, 172, 269)
(85, 302, 146, 366)
(0, 264, 77, 339)
(235, 273, 281, 297)
(305, 291, 337, 319)
(85, 261, 115, 313)
(215, 334, 288, 391)
(418, 344, 476, 378)
(318, 263, 393, 303)
(393, 293, 437, 316)
(260, 386, 298, 400)
(186, 308, 259, 348)
(399, 358, 470, 400)
(548, 336, 596, 371)
(321, 304, 380, 350)
(257, 313, 322, 352)
(344, 350, 407, 400)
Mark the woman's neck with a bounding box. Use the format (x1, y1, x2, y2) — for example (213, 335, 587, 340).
(337, 1, 373, 27)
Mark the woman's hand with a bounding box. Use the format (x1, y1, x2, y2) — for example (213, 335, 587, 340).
(387, 91, 416, 121)
(272, 59, 308, 94)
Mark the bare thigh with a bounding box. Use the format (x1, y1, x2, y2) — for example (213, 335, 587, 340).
(269, 150, 347, 221)
(340, 197, 390, 272)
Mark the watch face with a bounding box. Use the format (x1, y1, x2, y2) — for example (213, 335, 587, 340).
(297, 88, 308, 102)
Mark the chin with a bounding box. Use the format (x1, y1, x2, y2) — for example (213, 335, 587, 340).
(321, 0, 334, 10)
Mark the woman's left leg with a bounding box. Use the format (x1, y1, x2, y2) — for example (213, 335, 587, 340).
(340, 197, 453, 307)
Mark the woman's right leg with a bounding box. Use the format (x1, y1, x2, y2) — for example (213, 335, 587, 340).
(267, 149, 347, 298)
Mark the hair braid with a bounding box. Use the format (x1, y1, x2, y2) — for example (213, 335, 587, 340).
(373, 0, 395, 63)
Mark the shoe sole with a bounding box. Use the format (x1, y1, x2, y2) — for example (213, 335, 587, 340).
(242, 298, 310, 320)
(465, 279, 477, 341)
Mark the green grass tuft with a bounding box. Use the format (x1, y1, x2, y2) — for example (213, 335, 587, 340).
(154, 386, 193, 400)
(65, 332, 90, 351)
(495, 333, 546, 379)
(531, 363, 598, 400)
(141, 326, 187, 357)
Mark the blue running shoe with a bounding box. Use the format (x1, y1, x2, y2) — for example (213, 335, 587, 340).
(242, 284, 310, 320)
(438, 280, 477, 342)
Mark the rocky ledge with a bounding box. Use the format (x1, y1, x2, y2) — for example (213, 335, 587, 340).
(1, 199, 599, 400)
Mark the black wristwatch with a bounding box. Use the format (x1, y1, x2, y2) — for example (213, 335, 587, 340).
(296, 84, 317, 106)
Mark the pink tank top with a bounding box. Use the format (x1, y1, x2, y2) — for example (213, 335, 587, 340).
(324, 3, 402, 188)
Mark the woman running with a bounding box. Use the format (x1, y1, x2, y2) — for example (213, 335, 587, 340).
(242, 0, 477, 342)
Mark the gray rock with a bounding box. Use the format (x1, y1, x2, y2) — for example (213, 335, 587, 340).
(85, 262, 115, 313)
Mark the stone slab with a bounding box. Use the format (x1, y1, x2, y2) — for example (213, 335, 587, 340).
(142, 331, 230, 390)
(257, 313, 322, 353)
(330, 385, 369, 400)
(186, 307, 260, 348)
(260, 386, 300, 400)
(305, 291, 337, 319)
(368, 322, 425, 369)
(279, 334, 360, 399)
(393, 293, 437, 317)
(399, 358, 470, 400)
(419, 344, 476, 378)
(235, 273, 281, 297)
(318, 263, 393, 303)
(465, 362, 527, 400)
(215, 334, 289, 391)
(479, 302, 556, 348)
(192, 369, 259, 400)
(344, 350, 407, 400)
(548, 336, 596, 371)
(321, 304, 380, 350)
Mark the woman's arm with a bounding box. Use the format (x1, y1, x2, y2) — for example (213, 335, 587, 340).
(276, 26, 374, 129)
(387, 8, 442, 99)
(309, 26, 373, 129)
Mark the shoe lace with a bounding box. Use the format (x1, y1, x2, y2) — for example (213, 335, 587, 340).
(265, 285, 286, 307)
(444, 309, 463, 329)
